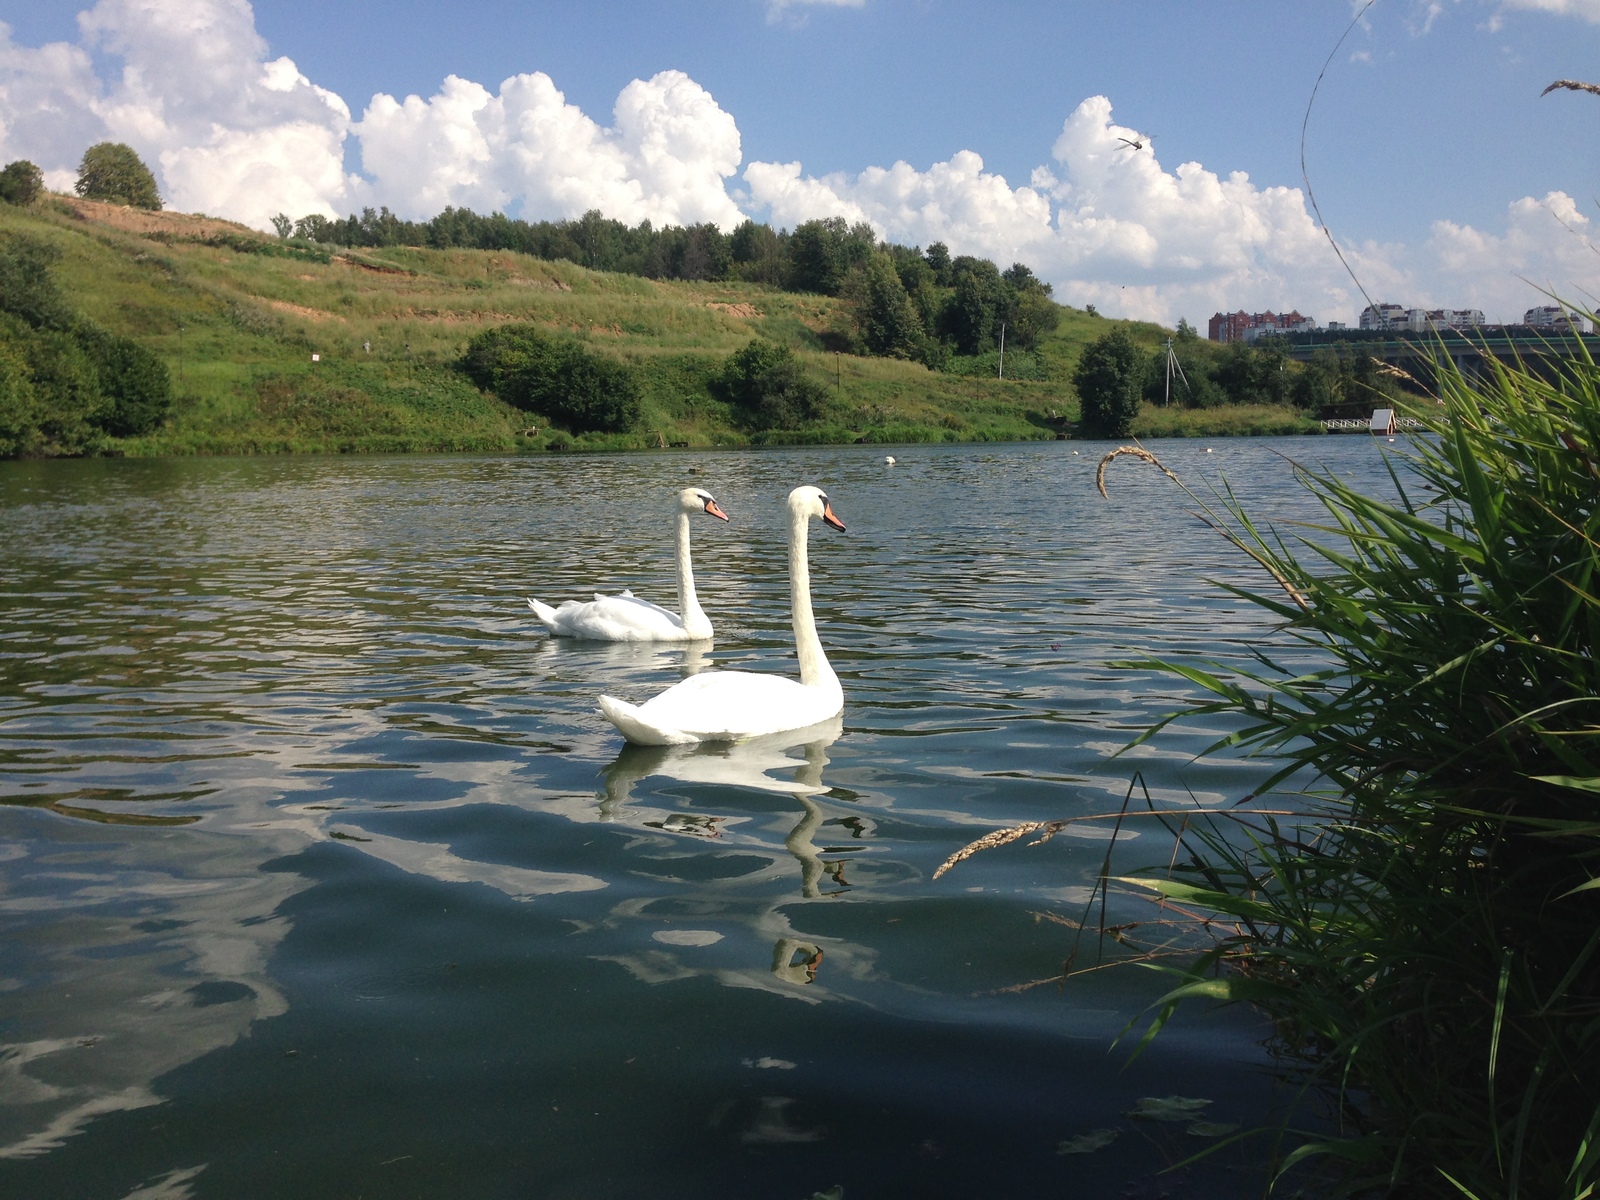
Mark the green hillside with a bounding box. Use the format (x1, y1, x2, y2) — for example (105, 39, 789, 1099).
(0, 196, 1313, 456)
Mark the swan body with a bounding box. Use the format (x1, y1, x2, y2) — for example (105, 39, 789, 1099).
(529, 487, 727, 641)
(599, 486, 846, 745)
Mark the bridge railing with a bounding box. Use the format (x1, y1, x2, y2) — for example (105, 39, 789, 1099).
(1321, 417, 1427, 433)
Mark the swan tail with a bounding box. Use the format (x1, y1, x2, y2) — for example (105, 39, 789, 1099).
(598, 695, 699, 746)
(527, 598, 561, 632)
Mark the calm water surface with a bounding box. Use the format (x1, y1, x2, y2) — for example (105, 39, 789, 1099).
(0, 438, 1403, 1199)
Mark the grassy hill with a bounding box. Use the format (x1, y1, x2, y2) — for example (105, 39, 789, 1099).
(1, 196, 1313, 455)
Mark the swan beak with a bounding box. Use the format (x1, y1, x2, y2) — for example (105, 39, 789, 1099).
(822, 503, 846, 532)
(703, 499, 729, 522)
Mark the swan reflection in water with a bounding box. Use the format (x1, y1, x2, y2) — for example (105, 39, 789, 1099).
(530, 632, 716, 679)
(597, 716, 853, 986)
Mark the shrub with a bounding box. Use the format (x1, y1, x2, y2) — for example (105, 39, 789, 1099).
(0, 235, 170, 453)
(0, 160, 44, 207)
(0, 338, 39, 456)
(460, 324, 641, 434)
(710, 339, 827, 430)
(1072, 328, 1145, 436)
(0, 232, 73, 329)
(7, 320, 109, 453)
(75, 142, 161, 209)
(77, 324, 172, 435)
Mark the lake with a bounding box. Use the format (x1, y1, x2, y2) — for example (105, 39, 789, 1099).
(0, 436, 1402, 1199)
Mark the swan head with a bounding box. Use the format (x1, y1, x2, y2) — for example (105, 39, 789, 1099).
(788, 485, 845, 532)
(679, 486, 729, 522)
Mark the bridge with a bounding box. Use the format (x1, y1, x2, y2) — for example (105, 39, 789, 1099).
(1268, 328, 1600, 380)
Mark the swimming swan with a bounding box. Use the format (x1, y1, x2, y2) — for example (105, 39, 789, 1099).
(528, 487, 728, 641)
(598, 486, 846, 744)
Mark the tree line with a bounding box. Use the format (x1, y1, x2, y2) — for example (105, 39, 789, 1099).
(1074, 325, 1406, 436)
(279, 206, 1059, 370)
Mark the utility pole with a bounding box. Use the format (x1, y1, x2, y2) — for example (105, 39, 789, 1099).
(997, 322, 1006, 380)
(177, 324, 184, 380)
(1163, 337, 1190, 406)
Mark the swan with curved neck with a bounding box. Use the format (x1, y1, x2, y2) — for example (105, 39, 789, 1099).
(598, 486, 846, 744)
(528, 487, 727, 641)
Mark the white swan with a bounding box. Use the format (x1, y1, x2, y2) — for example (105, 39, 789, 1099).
(598, 486, 846, 744)
(528, 486, 728, 641)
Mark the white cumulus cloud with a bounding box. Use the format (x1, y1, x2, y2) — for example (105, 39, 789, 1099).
(744, 94, 1594, 325)
(0, 1, 1591, 324)
(357, 67, 745, 229)
(0, 0, 357, 228)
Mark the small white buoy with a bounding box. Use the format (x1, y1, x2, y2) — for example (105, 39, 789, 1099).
(884, 455, 895, 465)
(1072, 450, 1079, 455)
(1205, 447, 1214, 453)
(1387, 437, 1395, 443)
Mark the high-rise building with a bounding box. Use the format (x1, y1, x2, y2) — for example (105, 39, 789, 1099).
(1524, 306, 1587, 332)
(1360, 304, 1485, 331)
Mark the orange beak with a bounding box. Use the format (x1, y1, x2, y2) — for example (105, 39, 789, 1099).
(822, 503, 845, 532)
(704, 498, 729, 521)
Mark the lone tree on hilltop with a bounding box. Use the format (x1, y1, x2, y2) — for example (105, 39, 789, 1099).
(1073, 327, 1146, 438)
(75, 143, 161, 210)
(0, 160, 44, 207)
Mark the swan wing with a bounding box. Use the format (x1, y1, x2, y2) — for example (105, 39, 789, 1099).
(529, 592, 692, 642)
(602, 670, 842, 744)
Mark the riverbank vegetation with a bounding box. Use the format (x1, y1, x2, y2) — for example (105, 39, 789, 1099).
(0, 181, 1341, 458)
(1094, 346, 1600, 1195)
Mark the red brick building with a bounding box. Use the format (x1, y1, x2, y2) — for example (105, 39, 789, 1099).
(1208, 310, 1315, 343)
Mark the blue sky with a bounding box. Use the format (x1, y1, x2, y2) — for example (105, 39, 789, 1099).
(2, 0, 1597, 325)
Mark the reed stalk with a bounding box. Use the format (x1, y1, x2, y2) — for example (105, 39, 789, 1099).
(1091, 338, 1600, 1197)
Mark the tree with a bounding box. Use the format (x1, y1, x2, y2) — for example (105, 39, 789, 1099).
(1004, 288, 1060, 351)
(74, 143, 161, 209)
(924, 241, 952, 286)
(1212, 340, 1290, 406)
(0, 160, 44, 207)
(1001, 262, 1050, 296)
(1290, 349, 1340, 412)
(853, 252, 923, 358)
(1175, 317, 1199, 343)
(729, 219, 785, 284)
(786, 218, 875, 295)
(711, 339, 826, 430)
(270, 213, 294, 239)
(786, 218, 849, 295)
(940, 257, 1005, 355)
(1073, 328, 1145, 437)
(293, 214, 334, 242)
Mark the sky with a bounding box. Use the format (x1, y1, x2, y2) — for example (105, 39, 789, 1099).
(1, 0, 1598, 328)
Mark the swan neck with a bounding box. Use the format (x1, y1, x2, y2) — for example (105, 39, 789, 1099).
(789, 507, 835, 689)
(675, 509, 710, 638)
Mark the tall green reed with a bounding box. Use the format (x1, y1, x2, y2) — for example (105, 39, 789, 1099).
(1096, 343, 1600, 1196)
